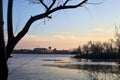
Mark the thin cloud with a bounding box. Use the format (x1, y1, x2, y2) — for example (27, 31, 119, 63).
(15, 34, 110, 50)
(93, 27, 104, 32)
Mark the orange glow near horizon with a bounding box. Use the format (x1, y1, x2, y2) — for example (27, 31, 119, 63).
(15, 33, 113, 50)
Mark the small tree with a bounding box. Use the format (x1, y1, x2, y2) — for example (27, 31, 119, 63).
(111, 26, 120, 53)
(82, 44, 89, 54)
(76, 46, 82, 54)
(103, 41, 113, 53)
(48, 46, 52, 53)
(114, 26, 120, 53)
(87, 41, 103, 54)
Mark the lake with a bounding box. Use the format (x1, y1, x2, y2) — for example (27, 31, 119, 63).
(8, 54, 120, 80)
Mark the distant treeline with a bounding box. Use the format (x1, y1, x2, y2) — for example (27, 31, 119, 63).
(71, 27, 120, 59)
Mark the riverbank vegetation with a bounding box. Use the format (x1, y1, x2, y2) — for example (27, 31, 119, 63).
(72, 27, 120, 59)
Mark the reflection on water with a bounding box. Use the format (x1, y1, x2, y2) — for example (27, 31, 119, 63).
(8, 54, 120, 80)
(43, 57, 120, 80)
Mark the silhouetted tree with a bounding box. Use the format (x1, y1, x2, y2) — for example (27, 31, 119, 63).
(113, 26, 120, 53)
(53, 48, 57, 54)
(48, 46, 52, 53)
(48, 46, 52, 50)
(1, 0, 94, 79)
(77, 46, 82, 54)
(87, 41, 103, 54)
(94, 41, 103, 54)
(0, 0, 8, 80)
(82, 44, 89, 54)
(103, 41, 113, 53)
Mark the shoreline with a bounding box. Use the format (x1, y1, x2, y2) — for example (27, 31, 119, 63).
(73, 53, 120, 59)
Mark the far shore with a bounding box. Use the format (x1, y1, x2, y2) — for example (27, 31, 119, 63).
(73, 53, 120, 59)
(11, 52, 120, 59)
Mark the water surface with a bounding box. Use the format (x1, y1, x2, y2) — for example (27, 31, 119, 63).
(8, 54, 120, 80)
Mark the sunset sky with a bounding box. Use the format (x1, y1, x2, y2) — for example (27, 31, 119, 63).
(3, 0, 120, 50)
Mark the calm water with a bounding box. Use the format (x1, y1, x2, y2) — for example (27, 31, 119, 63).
(8, 54, 120, 80)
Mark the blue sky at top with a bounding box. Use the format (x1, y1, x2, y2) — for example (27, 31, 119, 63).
(3, 0, 120, 49)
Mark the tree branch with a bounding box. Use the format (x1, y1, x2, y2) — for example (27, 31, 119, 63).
(48, 0, 88, 14)
(6, 0, 15, 58)
(15, 0, 88, 44)
(7, 0, 14, 39)
(15, 13, 47, 43)
(39, 0, 48, 10)
(47, 0, 56, 11)
(63, 0, 70, 6)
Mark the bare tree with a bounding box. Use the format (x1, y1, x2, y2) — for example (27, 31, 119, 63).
(0, 0, 8, 80)
(114, 26, 120, 53)
(6, 0, 89, 60)
(0, 0, 100, 79)
(87, 41, 103, 54)
(110, 26, 120, 53)
(82, 44, 89, 54)
(103, 41, 113, 53)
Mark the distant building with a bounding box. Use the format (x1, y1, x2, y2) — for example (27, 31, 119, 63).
(33, 48, 48, 54)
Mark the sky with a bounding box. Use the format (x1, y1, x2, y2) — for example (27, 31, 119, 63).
(3, 0, 120, 50)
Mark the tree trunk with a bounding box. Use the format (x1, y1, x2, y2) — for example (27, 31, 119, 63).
(6, 39, 16, 60)
(0, 0, 8, 79)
